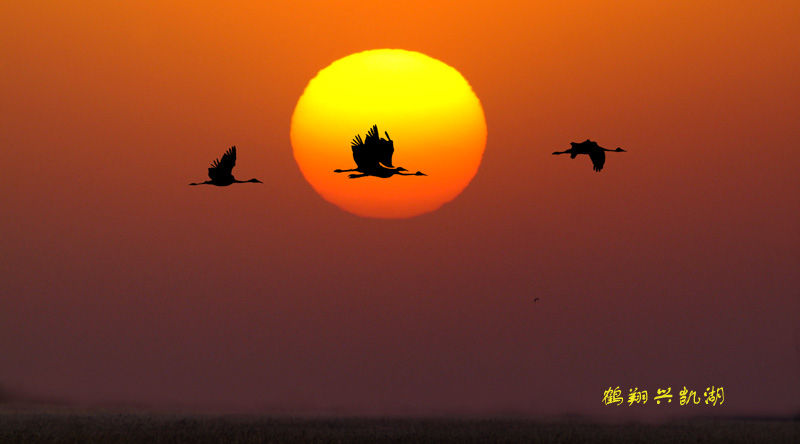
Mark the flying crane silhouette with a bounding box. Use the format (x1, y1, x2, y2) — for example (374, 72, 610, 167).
(334, 125, 426, 179)
(189, 146, 262, 186)
(552, 139, 626, 172)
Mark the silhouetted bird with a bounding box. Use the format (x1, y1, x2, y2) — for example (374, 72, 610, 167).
(334, 125, 426, 179)
(552, 139, 626, 172)
(189, 146, 262, 186)
(534, 298, 540, 302)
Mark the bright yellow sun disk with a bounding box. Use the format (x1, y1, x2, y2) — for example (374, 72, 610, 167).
(291, 49, 486, 218)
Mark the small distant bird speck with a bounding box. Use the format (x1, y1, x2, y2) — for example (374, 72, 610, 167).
(534, 298, 540, 302)
(190, 146, 262, 186)
(552, 139, 626, 172)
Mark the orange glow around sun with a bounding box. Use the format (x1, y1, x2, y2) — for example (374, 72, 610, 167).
(291, 49, 487, 219)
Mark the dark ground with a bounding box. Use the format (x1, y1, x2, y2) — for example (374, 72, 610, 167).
(0, 407, 797, 444)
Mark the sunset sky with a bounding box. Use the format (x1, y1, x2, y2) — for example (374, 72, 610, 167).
(1, 1, 798, 419)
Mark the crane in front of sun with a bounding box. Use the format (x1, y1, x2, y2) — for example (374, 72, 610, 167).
(189, 146, 262, 186)
(552, 139, 626, 172)
(334, 125, 426, 179)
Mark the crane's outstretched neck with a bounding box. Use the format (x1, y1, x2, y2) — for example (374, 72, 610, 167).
(189, 181, 212, 186)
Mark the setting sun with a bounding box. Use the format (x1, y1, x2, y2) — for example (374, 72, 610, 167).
(291, 49, 487, 218)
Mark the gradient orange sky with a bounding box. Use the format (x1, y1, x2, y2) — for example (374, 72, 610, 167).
(1, 1, 798, 418)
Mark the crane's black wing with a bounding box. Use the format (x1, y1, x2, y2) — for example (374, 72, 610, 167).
(589, 149, 605, 172)
(351, 134, 364, 148)
(365, 125, 380, 145)
(208, 146, 236, 180)
(350, 133, 371, 169)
